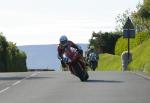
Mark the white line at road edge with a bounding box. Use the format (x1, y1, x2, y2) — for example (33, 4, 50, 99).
(12, 72, 40, 86)
(0, 87, 10, 94)
(0, 72, 40, 94)
(133, 72, 150, 80)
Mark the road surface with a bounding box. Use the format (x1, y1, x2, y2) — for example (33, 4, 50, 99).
(0, 71, 150, 103)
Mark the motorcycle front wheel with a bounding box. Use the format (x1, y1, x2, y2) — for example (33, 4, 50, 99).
(72, 62, 89, 81)
(90, 61, 97, 71)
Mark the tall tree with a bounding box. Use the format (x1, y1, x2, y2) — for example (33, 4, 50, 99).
(132, 0, 150, 32)
(0, 33, 27, 72)
(0, 33, 8, 72)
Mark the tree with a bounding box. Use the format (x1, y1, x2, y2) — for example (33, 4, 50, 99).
(0, 33, 27, 72)
(7, 42, 27, 72)
(132, 0, 150, 32)
(0, 33, 8, 72)
(115, 10, 131, 32)
(139, 0, 150, 31)
(89, 31, 121, 54)
(115, 1, 150, 35)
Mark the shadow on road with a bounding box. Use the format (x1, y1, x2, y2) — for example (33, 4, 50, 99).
(0, 76, 53, 81)
(0, 77, 25, 81)
(86, 79, 124, 83)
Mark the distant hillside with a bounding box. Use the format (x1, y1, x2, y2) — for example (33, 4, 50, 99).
(18, 44, 88, 71)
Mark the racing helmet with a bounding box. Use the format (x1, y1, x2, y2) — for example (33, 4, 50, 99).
(90, 45, 95, 50)
(59, 35, 68, 46)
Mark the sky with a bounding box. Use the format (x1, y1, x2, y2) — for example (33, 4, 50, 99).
(0, 0, 143, 46)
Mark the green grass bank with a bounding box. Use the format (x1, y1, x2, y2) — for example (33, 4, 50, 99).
(96, 39, 150, 74)
(97, 53, 122, 71)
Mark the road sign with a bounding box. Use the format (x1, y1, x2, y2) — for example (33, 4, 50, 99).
(123, 29, 135, 38)
(123, 17, 135, 64)
(123, 17, 135, 38)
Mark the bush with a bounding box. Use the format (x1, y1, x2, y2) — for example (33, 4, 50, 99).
(135, 32, 149, 45)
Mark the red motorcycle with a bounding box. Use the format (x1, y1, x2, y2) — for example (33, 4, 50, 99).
(62, 46, 89, 81)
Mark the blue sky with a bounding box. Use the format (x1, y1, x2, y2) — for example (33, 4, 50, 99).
(0, 0, 142, 45)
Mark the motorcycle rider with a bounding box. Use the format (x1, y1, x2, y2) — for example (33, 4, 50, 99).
(86, 45, 99, 70)
(57, 35, 83, 69)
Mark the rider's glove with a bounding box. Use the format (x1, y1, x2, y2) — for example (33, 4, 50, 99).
(63, 57, 68, 63)
(61, 60, 67, 68)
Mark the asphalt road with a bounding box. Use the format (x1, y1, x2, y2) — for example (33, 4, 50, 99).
(0, 71, 150, 103)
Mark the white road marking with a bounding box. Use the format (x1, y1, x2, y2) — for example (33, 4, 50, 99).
(134, 72, 150, 80)
(0, 87, 10, 94)
(30, 72, 40, 77)
(12, 81, 21, 86)
(0, 72, 40, 94)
